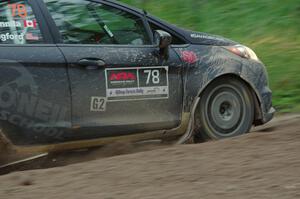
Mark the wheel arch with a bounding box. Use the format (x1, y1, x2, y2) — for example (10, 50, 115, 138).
(194, 73, 264, 125)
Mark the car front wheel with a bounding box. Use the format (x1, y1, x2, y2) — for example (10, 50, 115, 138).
(195, 77, 254, 141)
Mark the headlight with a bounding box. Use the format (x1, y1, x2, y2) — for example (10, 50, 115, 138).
(225, 45, 260, 62)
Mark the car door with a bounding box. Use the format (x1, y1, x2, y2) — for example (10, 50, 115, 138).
(41, 0, 183, 138)
(0, 0, 71, 145)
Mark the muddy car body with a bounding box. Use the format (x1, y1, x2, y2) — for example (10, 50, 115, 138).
(0, 0, 274, 153)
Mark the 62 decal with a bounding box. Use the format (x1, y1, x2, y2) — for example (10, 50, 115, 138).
(90, 97, 107, 112)
(8, 4, 27, 18)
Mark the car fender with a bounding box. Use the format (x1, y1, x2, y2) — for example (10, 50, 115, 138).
(173, 45, 272, 124)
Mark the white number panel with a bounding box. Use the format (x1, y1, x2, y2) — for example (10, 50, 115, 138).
(105, 66, 169, 101)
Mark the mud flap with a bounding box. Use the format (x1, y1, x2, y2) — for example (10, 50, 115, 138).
(177, 97, 200, 144)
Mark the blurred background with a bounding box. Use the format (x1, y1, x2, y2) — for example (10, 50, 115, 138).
(122, 0, 300, 113)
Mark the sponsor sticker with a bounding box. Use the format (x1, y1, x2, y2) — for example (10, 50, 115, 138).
(90, 97, 107, 112)
(190, 33, 215, 39)
(25, 33, 39, 41)
(180, 51, 198, 64)
(105, 66, 169, 101)
(190, 33, 225, 42)
(24, 19, 37, 28)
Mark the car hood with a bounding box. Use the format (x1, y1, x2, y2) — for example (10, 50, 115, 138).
(147, 15, 238, 46)
(181, 30, 238, 46)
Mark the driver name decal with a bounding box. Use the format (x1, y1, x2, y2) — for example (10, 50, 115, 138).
(0, 33, 24, 42)
(0, 21, 22, 28)
(105, 67, 169, 101)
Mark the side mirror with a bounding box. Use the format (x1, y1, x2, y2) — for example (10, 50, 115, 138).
(154, 30, 172, 59)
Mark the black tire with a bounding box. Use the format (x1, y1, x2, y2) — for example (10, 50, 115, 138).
(194, 77, 254, 141)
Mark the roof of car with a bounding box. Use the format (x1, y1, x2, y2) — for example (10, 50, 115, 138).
(103, 0, 145, 15)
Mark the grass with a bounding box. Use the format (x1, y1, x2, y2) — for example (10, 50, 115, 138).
(122, 0, 300, 112)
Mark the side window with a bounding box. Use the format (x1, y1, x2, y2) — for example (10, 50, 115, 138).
(0, 0, 43, 44)
(44, 0, 151, 45)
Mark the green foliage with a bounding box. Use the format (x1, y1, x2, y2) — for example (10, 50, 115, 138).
(122, 0, 300, 112)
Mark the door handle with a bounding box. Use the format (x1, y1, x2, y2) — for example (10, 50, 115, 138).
(78, 58, 106, 69)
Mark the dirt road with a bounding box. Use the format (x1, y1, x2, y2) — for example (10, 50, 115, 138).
(0, 115, 299, 199)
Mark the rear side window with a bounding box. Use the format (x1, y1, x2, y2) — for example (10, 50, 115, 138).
(0, 0, 43, 44)
(44, 0, 151, 45)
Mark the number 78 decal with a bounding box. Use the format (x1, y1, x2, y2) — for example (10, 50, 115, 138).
(8, 4, 27, 18)
(144, 69, 161, 85)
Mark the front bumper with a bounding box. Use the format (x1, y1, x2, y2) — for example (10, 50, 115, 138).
(263, 107, 276, 124)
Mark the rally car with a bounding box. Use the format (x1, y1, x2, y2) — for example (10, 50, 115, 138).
(0, 0, 274, 154)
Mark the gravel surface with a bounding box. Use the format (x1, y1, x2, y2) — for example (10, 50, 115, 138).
(0, 115, 299, 199)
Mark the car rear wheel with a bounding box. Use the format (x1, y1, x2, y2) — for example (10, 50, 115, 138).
(195, 77, 254, 141)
